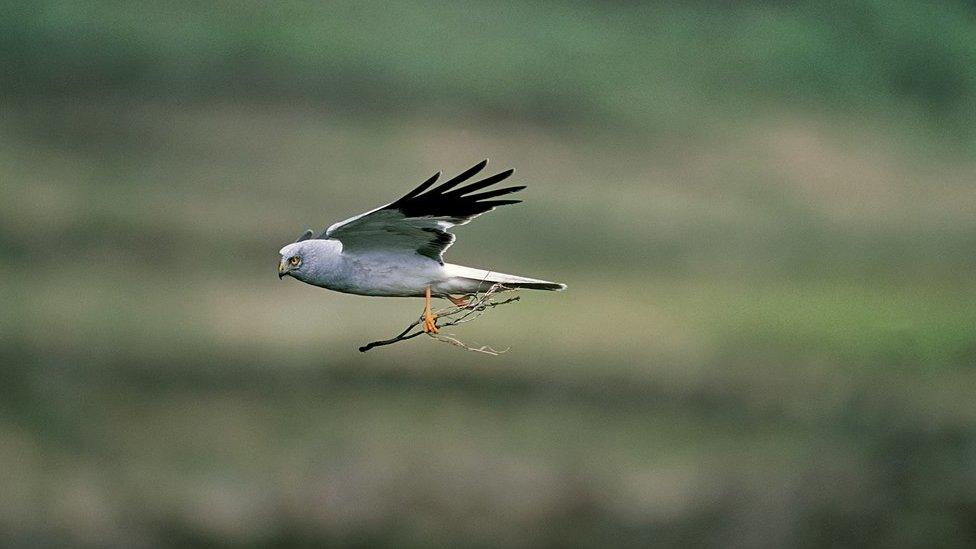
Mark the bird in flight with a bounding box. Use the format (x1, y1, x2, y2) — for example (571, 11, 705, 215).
(278, 159, 565, 333)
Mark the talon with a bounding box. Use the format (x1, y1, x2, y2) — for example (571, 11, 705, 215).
(422, 286, 439, 334)
(447, 295, 472, 307)
(423, 314, 438, 334)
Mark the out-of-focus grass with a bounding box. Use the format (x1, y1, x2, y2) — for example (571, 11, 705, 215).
(4, 1, 976, 145)
(3, 1, 976, 546)
(2, 98, 975, 545)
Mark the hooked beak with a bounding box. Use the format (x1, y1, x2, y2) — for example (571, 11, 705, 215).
(278, 260, 287, 279)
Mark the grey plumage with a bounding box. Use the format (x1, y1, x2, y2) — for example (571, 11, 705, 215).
(278, 160, 565, 298)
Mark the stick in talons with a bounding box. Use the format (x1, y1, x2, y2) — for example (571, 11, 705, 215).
(358, 283, 520, 354)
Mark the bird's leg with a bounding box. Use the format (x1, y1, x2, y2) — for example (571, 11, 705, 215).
(446, 295, 472, 308)
(422, 286, 439, 334)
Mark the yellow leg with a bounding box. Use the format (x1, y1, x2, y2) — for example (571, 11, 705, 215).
(422, 286, 439, 334)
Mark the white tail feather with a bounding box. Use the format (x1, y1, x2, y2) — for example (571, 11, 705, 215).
(441, 263, 566, 293)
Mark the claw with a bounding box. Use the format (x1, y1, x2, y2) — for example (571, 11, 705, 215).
(422, 286, 439, 334)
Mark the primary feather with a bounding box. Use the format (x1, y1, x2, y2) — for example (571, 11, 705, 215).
(323, 159, 523, 264)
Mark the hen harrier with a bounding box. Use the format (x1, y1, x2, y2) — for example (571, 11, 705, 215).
(278, 160, 565, 333)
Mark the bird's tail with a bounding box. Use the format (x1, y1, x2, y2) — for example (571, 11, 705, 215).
(442, 264, 566, 293)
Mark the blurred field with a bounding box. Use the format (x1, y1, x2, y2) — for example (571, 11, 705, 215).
(2, 1, 976, 547)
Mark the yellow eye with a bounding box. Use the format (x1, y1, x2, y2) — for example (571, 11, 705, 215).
(289, 256, 301, 266)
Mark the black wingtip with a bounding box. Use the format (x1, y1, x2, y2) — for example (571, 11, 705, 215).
(388, 160, 523, 219)
(400, 171, 441, 201)
(295, 229, 314, 242)
(483, 199, 522, 207)
(428, 159, 489, 194)
(464, 185, 525, 201)
(492, 168, 515, 180)
(448, 168, 516, 197)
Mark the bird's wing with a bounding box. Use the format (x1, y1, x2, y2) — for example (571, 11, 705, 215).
(321, 159, 523, 264)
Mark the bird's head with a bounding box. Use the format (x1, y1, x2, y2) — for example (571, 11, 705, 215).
(278, 239, 342, 283)
(278, 242, 308, 280)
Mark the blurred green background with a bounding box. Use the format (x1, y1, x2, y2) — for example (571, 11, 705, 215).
(2, 1, 976, 546)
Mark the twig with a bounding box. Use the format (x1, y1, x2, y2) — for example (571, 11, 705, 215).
(358, 284, 520, 353)
(356, 320, 425, 352)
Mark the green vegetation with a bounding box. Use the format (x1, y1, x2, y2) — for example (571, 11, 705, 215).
(1, 1, 975, 546)
(5, 1, 976, 143)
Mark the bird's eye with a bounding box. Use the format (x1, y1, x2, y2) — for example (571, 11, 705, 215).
(289, 256, 301, 266)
